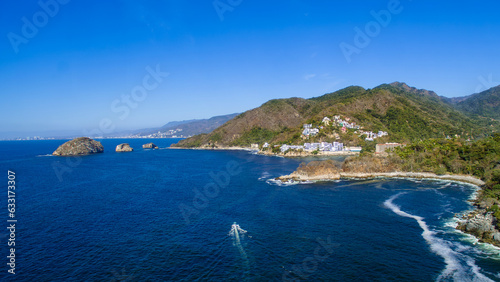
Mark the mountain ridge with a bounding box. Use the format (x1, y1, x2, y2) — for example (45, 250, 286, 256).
(173, 83, 500, 148)
(136, 113, 239, 137)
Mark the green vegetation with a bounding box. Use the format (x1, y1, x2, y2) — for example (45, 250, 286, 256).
(393, 135, 499, 186)
(453, 86, 500, 120)
(175, 134, 207, 148)
(393, 134, 500, 220)
(231, 127, 278, 146)
(359, 140, 376, 155)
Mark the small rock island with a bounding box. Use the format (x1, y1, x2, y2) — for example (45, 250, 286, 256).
(53, 137, 104, 156)
(142, 143, 158, 149)
(116, 143, 133, 152)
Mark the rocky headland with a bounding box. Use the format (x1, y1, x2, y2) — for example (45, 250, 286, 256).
(278, 158, 485, 186)
(53, 137, 104, 156)
(116, 143, 133, 152)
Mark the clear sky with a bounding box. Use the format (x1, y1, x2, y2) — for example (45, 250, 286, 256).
(1, 0, 499, 137)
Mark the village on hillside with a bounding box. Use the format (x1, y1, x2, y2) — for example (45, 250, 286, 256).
(258, 115, 403, 155)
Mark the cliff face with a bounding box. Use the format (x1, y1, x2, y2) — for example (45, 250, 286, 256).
(53, 137, 104, 156)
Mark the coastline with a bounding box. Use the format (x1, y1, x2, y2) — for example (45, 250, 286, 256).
(278, 171, 486, 186)
(258, 150, 359, 157)
(169, 146, 256, 151)
(170, 145, 359, 157)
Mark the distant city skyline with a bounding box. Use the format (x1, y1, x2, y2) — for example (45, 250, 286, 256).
(1, 1, 499, 137)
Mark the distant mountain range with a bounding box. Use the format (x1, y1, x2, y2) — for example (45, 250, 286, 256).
(173, 82, 500, 148)
(135, 113, 239, 137)
(0, 113, 239, 140)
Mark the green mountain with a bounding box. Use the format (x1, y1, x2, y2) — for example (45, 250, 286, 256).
(173, 83, 500, 148)
(450, 86, 500, 120)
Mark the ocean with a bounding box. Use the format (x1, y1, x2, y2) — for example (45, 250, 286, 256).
(0, 138, 499, 281)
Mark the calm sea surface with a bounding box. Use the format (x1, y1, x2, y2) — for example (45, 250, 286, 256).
(0, 138, 499, 281)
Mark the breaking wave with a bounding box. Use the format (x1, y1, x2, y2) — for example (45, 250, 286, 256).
(384, 193, 493, 281)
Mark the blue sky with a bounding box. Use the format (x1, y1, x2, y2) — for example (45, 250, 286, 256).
(1, 0, 499, 137)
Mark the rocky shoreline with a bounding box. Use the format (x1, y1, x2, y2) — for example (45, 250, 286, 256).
(169, 145, 256, 151)
(456, 208, 500, 247)
(258, 150, 358, 157)
(278, 171, 486, 186)
(169, 145, 360, 157)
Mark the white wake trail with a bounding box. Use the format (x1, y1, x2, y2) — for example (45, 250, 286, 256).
(229, 222, 249, 262)
(384, 193, 493, 282)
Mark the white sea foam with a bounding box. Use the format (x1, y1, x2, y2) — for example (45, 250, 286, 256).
(440, 182, 452, 189)
(36, 154, 54, 157)
(258, 172, 271, 181)
(265, 178, 300, 186)
(384, 193, 493, 282)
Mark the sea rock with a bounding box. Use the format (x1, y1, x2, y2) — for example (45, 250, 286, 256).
(116, 143, 133, 152)
(142, 143, 158, 149)
(53, 137, 104, 156)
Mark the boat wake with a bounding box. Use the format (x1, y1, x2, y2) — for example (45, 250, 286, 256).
(229, 222, 250, 268)
(384, 193, 493, 282)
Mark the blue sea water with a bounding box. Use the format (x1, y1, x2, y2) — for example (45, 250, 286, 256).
(0, 138, 499, 281)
